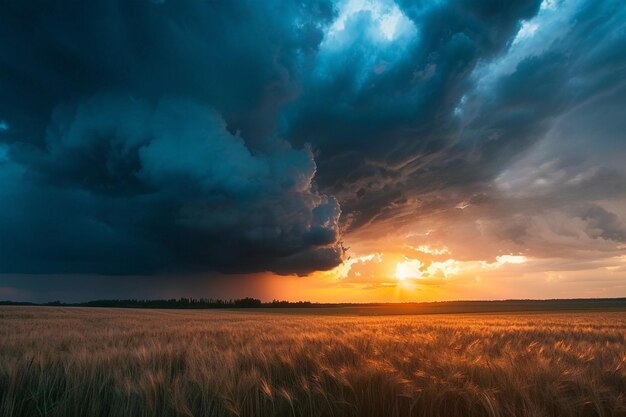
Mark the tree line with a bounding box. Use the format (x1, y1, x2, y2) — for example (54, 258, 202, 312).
(1, 298, 316, 309)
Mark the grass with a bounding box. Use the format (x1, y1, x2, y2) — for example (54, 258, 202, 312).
(1, 307, 625, 417)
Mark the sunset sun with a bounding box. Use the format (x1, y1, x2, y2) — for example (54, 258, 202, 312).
(394, 259, 423, 282)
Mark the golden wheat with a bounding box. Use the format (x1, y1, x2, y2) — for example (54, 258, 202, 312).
(1, 307, 625, 417)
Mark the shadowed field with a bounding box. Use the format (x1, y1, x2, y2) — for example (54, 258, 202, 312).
(1, 307, 625, 417)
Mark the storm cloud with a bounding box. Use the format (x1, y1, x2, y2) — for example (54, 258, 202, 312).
(0, 0, 625, 280)
(0, 0, 342, 275)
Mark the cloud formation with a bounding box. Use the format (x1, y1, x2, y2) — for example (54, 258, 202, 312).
(0, 0, 625, 286)
(322, 0, 626, 272)
(1, 95, 342, 274)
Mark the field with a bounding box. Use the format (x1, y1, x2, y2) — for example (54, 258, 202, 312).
(1, 307, 625, 417)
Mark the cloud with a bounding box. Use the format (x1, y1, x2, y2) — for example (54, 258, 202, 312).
(0, 0, 347, 276)
(282, 0, 625, 237)
(280, 0, 545, 226)
(0, 95, 343, 274)
(0, 0, 624, 286)
(328, 0, 626, 278)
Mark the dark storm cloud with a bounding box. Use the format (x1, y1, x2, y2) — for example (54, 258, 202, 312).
(281, 0, 545, 227)
(0, 95, 343, 274)
(0, 0, 625, 278)
(299, 0, 626, 269)
(0, 0, 334, 143)
(0, 0, 342, 275)
(280, 0, 626, 232)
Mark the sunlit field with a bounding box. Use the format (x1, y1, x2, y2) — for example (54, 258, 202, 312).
(1, 307, 625, 417)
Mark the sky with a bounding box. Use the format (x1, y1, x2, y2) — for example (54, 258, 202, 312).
(1, 0, 625, 303)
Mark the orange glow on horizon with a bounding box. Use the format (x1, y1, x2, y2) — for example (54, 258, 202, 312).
(234, 225, 626, 304)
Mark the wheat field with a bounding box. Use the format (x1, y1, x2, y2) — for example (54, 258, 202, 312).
(0, 307, 625, 417)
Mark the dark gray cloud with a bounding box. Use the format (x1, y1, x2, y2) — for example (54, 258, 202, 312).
(0, 0, 342, 275)
(281, 0, 545, 226)
(0, 0, 625, 282)
(322, 0, 626, 262)
(0, 95, 343, 274)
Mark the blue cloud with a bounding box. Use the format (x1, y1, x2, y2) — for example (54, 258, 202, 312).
(0, 0, 624, 279)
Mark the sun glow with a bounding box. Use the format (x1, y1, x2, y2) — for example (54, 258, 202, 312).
(395, 257, 462, 282)
(313, 244, 542, 302)
(394, 258, 423, 281)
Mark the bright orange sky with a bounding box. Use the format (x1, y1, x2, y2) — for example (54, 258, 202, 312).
(259, 234, 626, 303)
(228, 210, 626, 303)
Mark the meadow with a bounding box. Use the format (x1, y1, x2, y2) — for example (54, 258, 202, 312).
(1, 307, 625, 417)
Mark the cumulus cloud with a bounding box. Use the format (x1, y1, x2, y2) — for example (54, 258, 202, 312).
(0, 0, 348, 276)
(0, 95, 343, 274)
